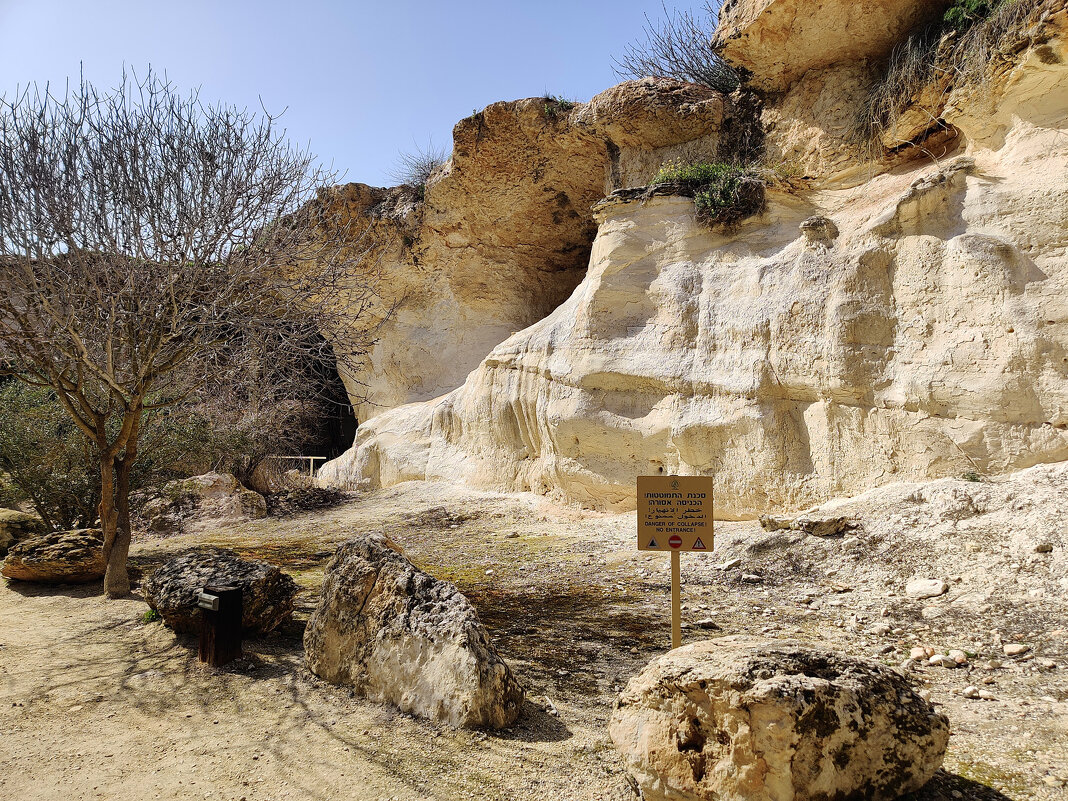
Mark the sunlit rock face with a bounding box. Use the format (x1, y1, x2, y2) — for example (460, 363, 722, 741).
(321, 78, 744, 424)
(321, 6, 1068, 516)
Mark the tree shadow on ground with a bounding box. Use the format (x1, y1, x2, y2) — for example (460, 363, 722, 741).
(906, 769, 1014, 800)
(2, 579, 104, 599)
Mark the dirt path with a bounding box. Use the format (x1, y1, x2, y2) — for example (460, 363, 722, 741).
(1, 480, 1065, 800)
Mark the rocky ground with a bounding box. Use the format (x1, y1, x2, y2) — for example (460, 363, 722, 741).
(1, 466, 1066, 801)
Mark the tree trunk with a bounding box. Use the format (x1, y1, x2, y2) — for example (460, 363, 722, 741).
(99, 456, 128, 598)
(105, 450, 136, 598)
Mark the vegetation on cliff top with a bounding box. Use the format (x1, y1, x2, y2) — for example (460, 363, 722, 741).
(613, 2, 740, 94)
(856, 0, 1037, 146)
(652, 160, 766, 226)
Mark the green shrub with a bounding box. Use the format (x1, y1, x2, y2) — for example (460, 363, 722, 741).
(142, 608, 161, 624)
(652, 160, 766, 226)
(944, 0, 1005, 31)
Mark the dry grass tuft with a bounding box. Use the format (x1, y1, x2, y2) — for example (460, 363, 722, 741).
(855, 0, 1051, 148)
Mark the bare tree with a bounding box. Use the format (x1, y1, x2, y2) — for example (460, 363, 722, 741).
(0, 70, 383, 597)
(613, 2, 740, 93)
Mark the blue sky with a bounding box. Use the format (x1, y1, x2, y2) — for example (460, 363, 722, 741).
(0, 0, 710, 186)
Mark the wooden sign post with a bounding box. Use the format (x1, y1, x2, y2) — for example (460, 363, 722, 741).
(637, 476, 714, 649)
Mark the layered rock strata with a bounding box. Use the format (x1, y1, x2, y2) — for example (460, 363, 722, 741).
(1, 528, 105, 583)
(142, 548, 298, 636)
(320, 79, 749, 422)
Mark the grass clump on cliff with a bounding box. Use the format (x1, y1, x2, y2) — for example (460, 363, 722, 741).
(390, 140, 447, 200)
(652, 160, 766, 226)
(856, 0, 1038, 147)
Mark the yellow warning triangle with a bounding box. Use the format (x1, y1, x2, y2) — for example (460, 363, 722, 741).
(692, 537, 707, 550)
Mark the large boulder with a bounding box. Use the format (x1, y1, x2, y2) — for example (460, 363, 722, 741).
(140, 472, 267, 534)
(304, 534, 524, 729)
(142, 547, 298, 636)
(0, 509, 46, 558)
(610, 638, 949, 801)
(1, 528, 105, 583)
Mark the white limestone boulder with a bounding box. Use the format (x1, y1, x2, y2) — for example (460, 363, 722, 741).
(610, 638, 949, 801)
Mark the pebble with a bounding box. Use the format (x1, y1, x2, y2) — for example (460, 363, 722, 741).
(909, 646, 928, 660)
(920, 606, 944, 619)
(1034, 542, 1053, 553)
(961, 685, 980, 699)
(947, 649, 969, 665)
(741, 573, 762, 583)
(1003, 643, 1031, 656)
(978, 690, 997, 700)
(906, 578, 948, 599)
(929, 654, 957, 668)
(694, 618, 720, 630)
(869, 622, 892, 636)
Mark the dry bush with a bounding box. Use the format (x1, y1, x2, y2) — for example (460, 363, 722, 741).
(613, 2, 740, 93)
(389, 140, 447, 196)
(856, 0, 1046, 146)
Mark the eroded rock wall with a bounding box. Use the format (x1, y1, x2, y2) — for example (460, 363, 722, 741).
(322, 29, 1068, 515)
(327, 80, 744, 422)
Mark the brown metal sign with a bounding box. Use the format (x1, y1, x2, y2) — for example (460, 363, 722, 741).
(637, 475, 714, 552)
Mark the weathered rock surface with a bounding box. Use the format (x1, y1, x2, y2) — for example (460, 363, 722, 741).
(318, 78, 752, 423)
(1, 528, 105, 583)
(142, 548, 298, 635)
(140, 473, 267, 534)
(610, 637, 949, 801)
(712, 0, 952, 93)
(304, 534, 523, 729)
(322, 27, 1068, 515)
(0, 509, 45, 558)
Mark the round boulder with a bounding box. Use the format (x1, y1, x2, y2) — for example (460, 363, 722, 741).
(1, 528, 105, 583)
(610, 637, 949, 801)
(304, 534, 524, 729)
(142, 547, 298, 636)
(0, 509, 46, 558)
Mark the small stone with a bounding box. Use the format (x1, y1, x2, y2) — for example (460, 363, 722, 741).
(869, 623, 892, 636)
(741, 573, 762, 583)
(978, 690, 996, 700)
(947, 649, 968, 665)
(929, 654, 956, 668)
(921, 606, 944, 619)
(1036, 658, 1057, 671)
(719, 558, 742, 571)
(505, 532, 519, 539)
(984, 659, 1002, 670)
(695, 618, 721, 630)
(1034, 542, 1053, 553)
(1003, 643, 1031, 656)
(906, 579, 948, 599)
(961, 686, 980, 699)
(909, 646, 928, 661)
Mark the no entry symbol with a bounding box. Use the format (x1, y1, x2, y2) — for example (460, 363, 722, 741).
(668, 534, 683, 549)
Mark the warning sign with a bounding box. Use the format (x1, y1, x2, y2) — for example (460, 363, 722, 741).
(637, 475, 714, 552)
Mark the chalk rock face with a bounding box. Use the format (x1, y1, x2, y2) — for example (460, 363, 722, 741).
(142, 548, 298, 635)
(1, 528, 105, 583)
(304, 534, 523, 729)
(322, 36, 1068, 515)
(609, 638, 949, 801)
(713, 0, 952, 93)
(141, 473, 267, 534)
(0, 509, 45, 558)
(319, 78, 743, 423)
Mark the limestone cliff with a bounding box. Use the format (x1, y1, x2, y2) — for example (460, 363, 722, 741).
(321, 1, 1068, 516)
(329, 80, 745, 422)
